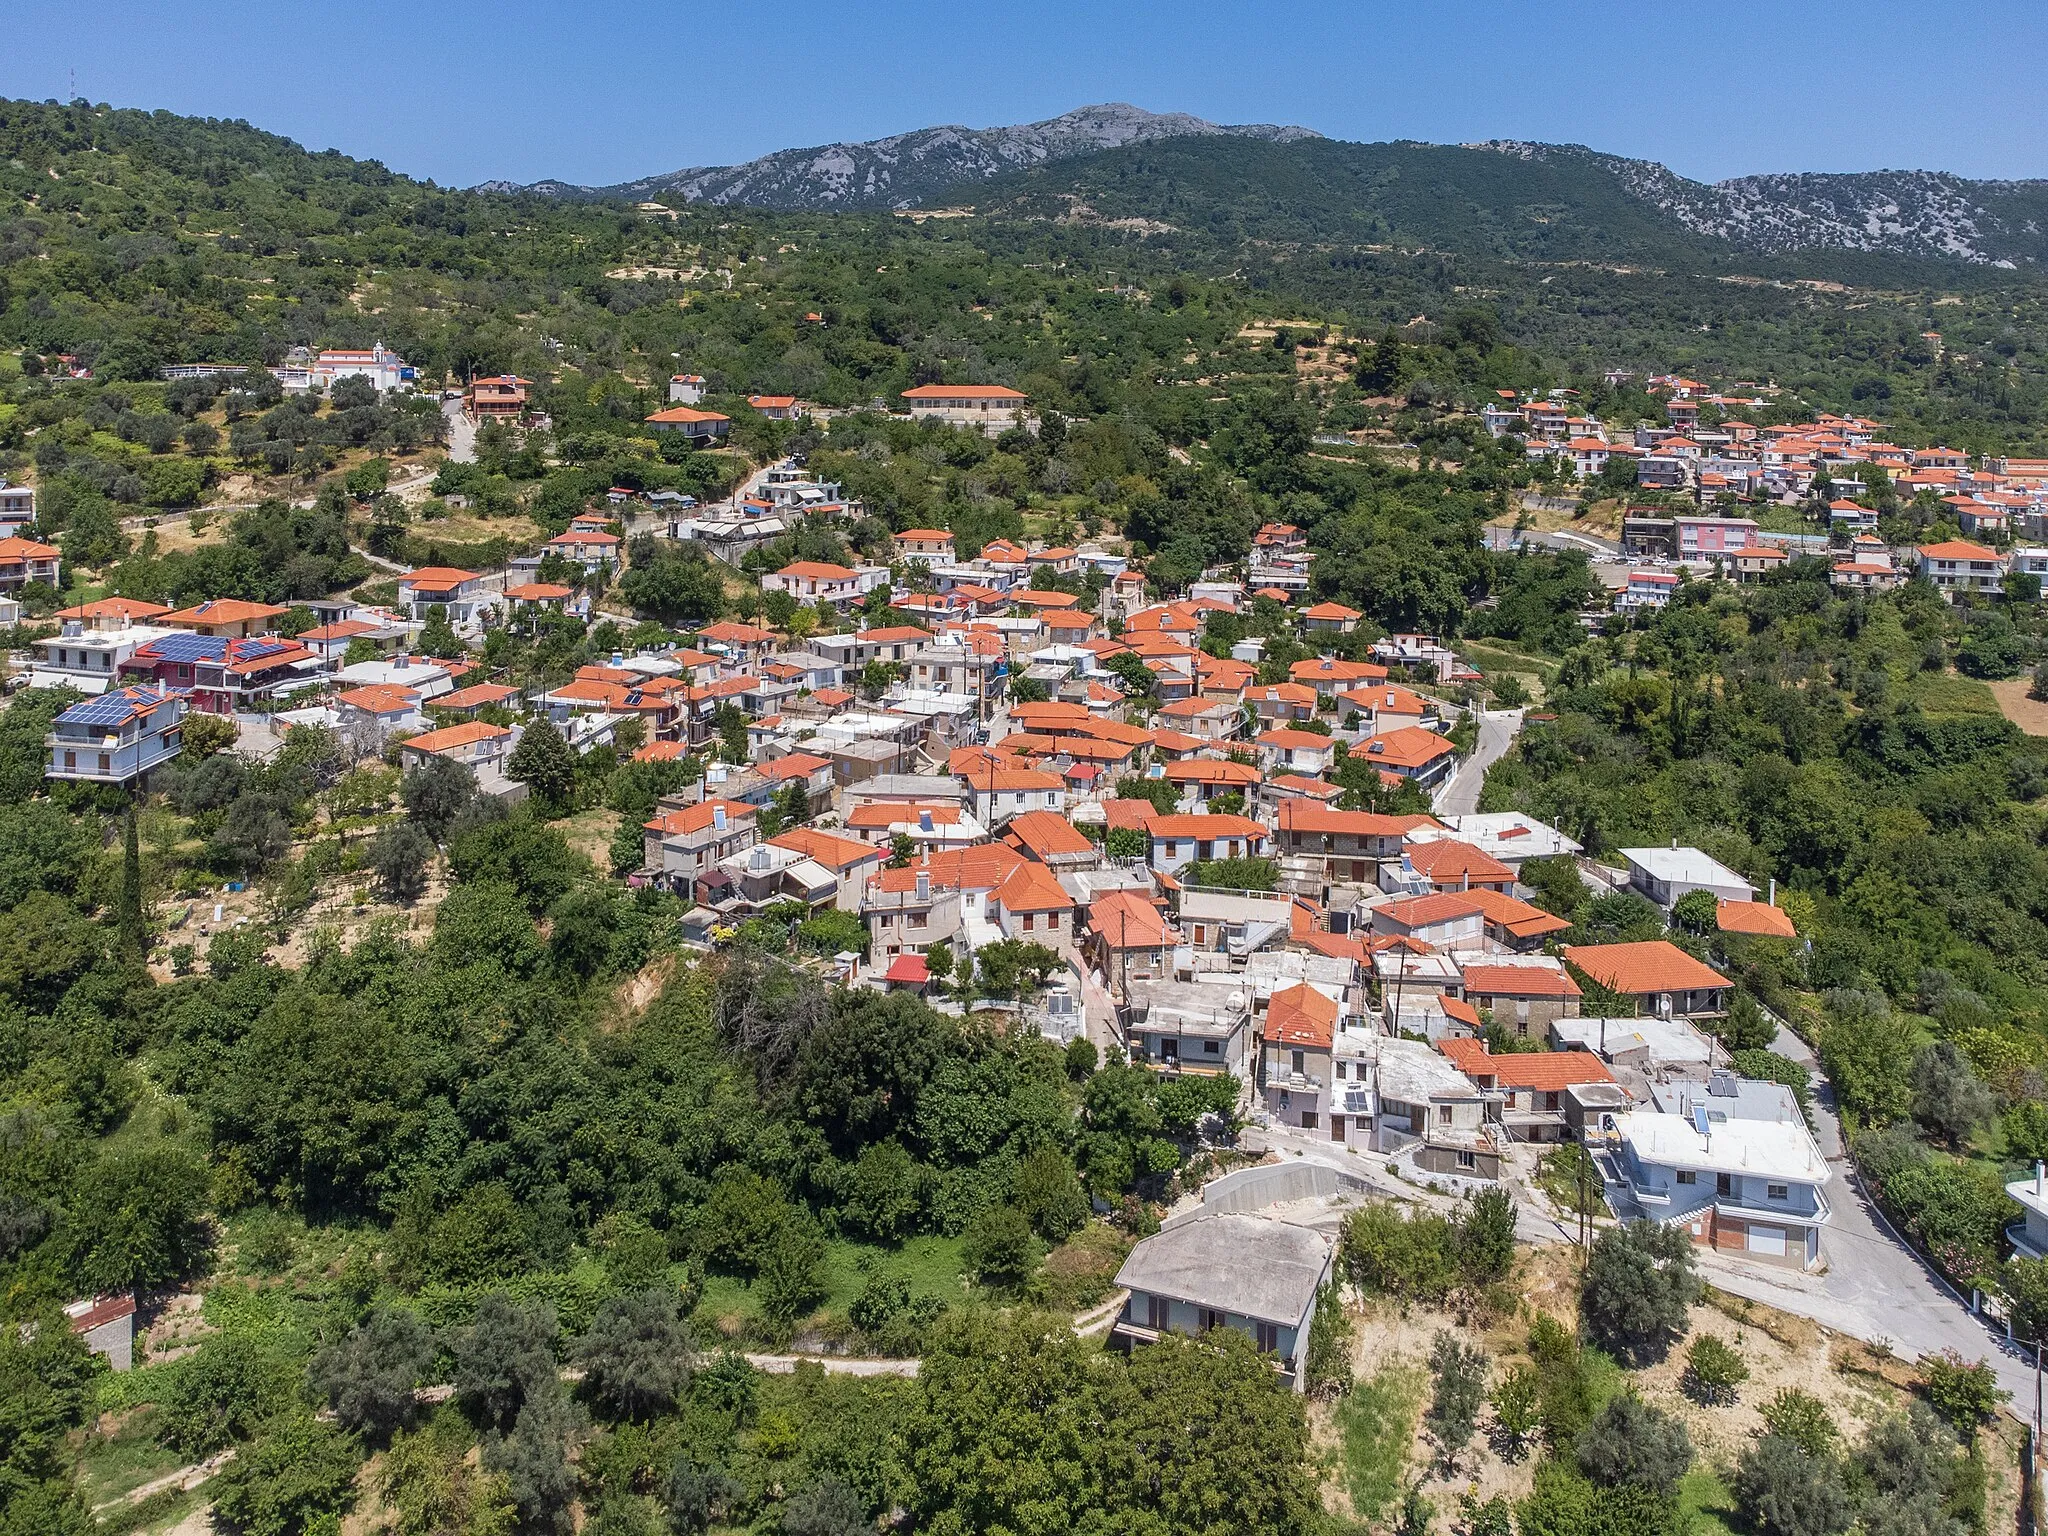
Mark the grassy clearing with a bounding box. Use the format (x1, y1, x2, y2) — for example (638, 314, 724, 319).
(1906, 671, 2002, 715)
(699, 1235, 969, 1331)
(1334, 1363, 1426, 1525)
(1461, 643, 1557, 685)
(76, 1410, 186, 1508)
(1676, 1463, 1739, 1536)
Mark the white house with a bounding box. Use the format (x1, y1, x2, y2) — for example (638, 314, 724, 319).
(762, 561, 890, 607)
(1611, 1098, 1830, 1269)
(45, 686, 186, 787)
(312, 342, 411, 393)
(1618, 570, 1679, 610)
(1621, 846, 1755, 910)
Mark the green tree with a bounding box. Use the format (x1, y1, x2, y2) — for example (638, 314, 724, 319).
(368, 821, 435, 902)
(962, 1204, 1036, 1290)
(506, 719, 578, 810)
(1577, 1394, 1692, 1496)
(309, 1307, 436, 1440)
(1490, 1364, 1541, 1459)
(417, 606, 464, 659)
(1732, 1434, 1852, 1536)
(1011, 1144, 1089, 1242)
(452, 1293, 559, 1434)
(209, 1411, 360, 1536)
(755, 1221, 828, 1332)
(1425, 1331, 1488, 1473)
(117, 805, 145, 962)
(1909, 1043, 1992, 1148)
(1580, 1220, 1700, 1367)
(1916, 1350, 2005, 1436)
(573, 1288, 694, 1422)
(63, 1144, 211, 1293)
(1682, 1334, 1749, 1405)
(1671, 888, 1720, 936)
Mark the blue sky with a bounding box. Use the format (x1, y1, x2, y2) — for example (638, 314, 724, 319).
(6, 1, 2046, 189)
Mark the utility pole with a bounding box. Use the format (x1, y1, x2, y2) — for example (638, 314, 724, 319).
(1578, 1157, 1591, 1257)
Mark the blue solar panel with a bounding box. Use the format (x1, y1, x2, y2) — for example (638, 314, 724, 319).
(236, 638, 292, 660)
(58, 688, 159, 726)
(146, 632, 228, 663)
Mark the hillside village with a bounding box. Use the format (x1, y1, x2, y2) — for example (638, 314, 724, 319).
(14, 359, 2047, 1348)
(4, 113, 2048, 1531)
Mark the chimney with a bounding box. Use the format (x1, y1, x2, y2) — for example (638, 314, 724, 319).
(2037, 1160, 2044, 1196)
(712, 805, 726, 831)
(1768, 876, 1777, 906)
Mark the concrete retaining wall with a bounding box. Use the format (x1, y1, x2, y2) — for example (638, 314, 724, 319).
(1196, 1160, 1370, 1217)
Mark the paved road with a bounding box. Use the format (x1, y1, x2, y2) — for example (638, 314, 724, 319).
(1434, 708, 1524, 816)
(1693, 1025, 2038, 1408)
(442, 398, 477, 464)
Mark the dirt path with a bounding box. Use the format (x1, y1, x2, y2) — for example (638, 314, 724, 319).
(1989, 677, 2048, 735)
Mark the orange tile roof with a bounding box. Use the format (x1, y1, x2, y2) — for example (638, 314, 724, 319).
(1258, 728, 1336, 751)
(403, 566, 481, 587)
(1403, 838, 1515, 885)
(1290, 657, 1388, 685)
(768, 827, 878, 871)
(1461, 964, 1581, 998)
(1102, 798, 1158, 833)
(633, 741, 694, 762)
(1005, 808, 1098, 859)
(1916, 540, 2000, 560)
(1716, 898, 1797, 937)
(760, 751, 833, 782)
(644, 799, 758, 836)
(1265, 983, 1337, 1049)
(896, 528, 955, 543)
(336, 683, 419, 713)
(1356, 726, 1456, 770)
(1378, 892, 1488, 928)
(54, 596, 170, 622)
(859, 624, 933, 644)
(1463, 888, 1573, 939)
(1439, 1038, 1615, 1091)
(1269, 773, 1341, 799)
(1163, 758, 1261, 786)
(844, 801, 966, 830)
(871, 844, 1025, 894)
(902, 383, 1026, 400)
(1088, 890, 1176, 949)
(1008, 589, 1081, 609)
(1145, 813, 1268, 841)
(646, 406, 731, 424)
(300, 620, 379, 642)
(161, 598, 287, 627)
(994, 861, 1075, 913)
(776, 560, 858, 580)
(0, 536, 59, 560)
(1301, 601, 1362, 622)
(1277, 799, 1439, 837)
(401, 720, 511, 754)
(695, 621, 778, 644)
(1563, 940, 1726, 996)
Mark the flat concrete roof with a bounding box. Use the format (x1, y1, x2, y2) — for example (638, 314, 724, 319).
(1115, 1213, 1331, 1327)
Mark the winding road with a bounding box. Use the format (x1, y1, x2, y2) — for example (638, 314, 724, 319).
(1434, 707, 1524, 816)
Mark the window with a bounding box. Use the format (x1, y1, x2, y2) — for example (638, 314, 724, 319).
(1438, 1105, 1453, 1124)
(1675, 1170, 1697, 1186)
(1254, 1319, 1281, 1353)
(1291, 1049, 1305, 1075)
(1457, 1150, 1476, 1170)
(1147, 1294, 1169, 1330)
(1716, 1172, 1735, 1198)
(1767, 1183, 1789, 1201)
(1197, 1308, 1225, 1333)
(1203, 1040, 1219, 1055)
(1335, 1061, 1347, 1080)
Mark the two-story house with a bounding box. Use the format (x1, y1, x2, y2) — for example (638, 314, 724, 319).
(1913, 540, 2006, 599)
(1612, 1098, 1831, 1269)
(1112, 1213, 1333, 1390)
(1275, 801, 1438, 884)
(0, 535, 60, 592)
(45, 686, 186, 786)
(642, 799, 760, 888)
(1261, 984, 1339, 1130)
(1255, 728, 1339, 778)
(1145, 813, 1271, 877)
(763, 560, 889, 607)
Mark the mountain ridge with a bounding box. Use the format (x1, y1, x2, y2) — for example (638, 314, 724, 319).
(477, 102, 1320, 210)
(482, 105, 2048, 268)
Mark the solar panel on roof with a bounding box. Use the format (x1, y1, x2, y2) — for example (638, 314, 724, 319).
(236, 639, 291, 660)
(59, 689, 156, 726)
(146, 632, 228, 663)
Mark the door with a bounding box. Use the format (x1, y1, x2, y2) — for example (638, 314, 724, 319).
(1747, 1225, 1787, 1258)
(1330, 1115, 1345, 1142)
